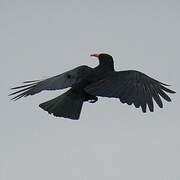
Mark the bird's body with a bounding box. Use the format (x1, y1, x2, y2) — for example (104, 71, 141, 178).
(9, 53, 176, 119)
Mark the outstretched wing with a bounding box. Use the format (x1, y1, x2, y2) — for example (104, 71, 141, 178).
(9, 65, 92, 100)
(86, 70, 176, 112)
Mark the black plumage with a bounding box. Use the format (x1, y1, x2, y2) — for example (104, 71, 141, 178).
(9, 53, 176, 119)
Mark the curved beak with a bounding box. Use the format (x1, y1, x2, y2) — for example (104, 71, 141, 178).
(90, 54, 100, 58)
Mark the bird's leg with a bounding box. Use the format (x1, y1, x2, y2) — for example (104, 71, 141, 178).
(83, 91, 98, 103)
(88, 96, 98, 103)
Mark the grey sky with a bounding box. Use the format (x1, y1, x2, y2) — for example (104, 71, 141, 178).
(1, 0, 180, 180)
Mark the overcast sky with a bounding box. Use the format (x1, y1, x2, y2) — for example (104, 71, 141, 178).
(1, 0, 180, 180)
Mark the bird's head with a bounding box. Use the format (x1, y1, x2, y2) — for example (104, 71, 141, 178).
(90, 53, 113, 61)
(90, 53, 114, 70)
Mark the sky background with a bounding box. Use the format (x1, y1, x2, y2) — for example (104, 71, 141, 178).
(1, 0, 180, 179)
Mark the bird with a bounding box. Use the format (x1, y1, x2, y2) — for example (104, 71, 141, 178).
(9, 53, 176, 120)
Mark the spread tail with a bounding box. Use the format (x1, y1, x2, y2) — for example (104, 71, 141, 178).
(39, 90, 84, 120)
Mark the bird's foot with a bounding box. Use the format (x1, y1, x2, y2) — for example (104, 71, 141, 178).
(88, 96, 98, 103)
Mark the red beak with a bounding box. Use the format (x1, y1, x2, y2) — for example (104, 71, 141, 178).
(90, 54, 100, 58)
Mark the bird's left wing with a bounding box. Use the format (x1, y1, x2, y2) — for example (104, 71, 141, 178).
(85, 70, 176, 112)
(9, 65, 92, 100)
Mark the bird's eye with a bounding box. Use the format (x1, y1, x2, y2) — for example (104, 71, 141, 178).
(67, 74, 71, 79)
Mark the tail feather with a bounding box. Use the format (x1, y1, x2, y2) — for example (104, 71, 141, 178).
(39, 90, 84, 120)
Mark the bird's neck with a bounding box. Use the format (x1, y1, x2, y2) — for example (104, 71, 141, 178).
(99, 60, 114, 71)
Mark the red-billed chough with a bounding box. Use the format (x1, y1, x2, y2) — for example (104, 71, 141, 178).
(9, 53, 176, 120)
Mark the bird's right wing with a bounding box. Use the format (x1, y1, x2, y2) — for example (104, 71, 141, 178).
(9, 65, 92, 100)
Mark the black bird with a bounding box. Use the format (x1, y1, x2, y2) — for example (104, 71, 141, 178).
(9, 53, 176, 120)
